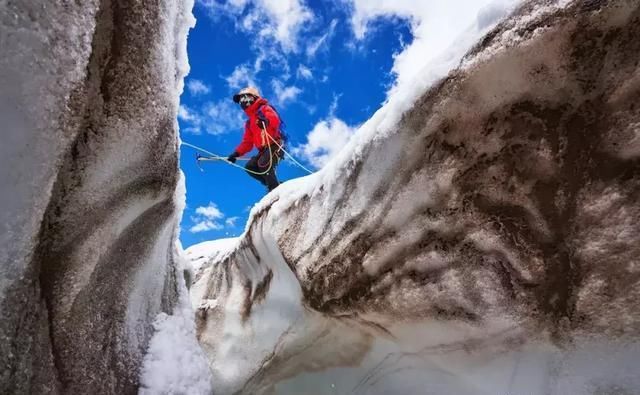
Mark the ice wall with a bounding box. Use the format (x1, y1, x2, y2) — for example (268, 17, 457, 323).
(192, 1, 640, 394)
(0, 0, 194, 393)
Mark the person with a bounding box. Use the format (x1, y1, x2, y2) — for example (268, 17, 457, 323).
(227, 87, 283, 192)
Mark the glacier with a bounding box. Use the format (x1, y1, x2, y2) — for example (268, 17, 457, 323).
(0, 0, 195, 393)
(1, 0, 639, 394)
(190, 1, 640, 394)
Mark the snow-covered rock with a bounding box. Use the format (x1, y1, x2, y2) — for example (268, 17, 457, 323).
(192, 1, 640, 394)
(0, 0, 194, 393)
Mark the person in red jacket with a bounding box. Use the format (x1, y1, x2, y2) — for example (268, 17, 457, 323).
(227, 87, 283, 192)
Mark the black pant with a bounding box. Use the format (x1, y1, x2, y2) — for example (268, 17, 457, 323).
(245, 144, 280, 191)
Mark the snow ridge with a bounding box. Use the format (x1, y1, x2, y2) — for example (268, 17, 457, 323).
(191, 1, 640, 394)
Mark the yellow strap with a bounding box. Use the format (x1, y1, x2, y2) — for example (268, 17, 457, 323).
(247, 124, 274, 175)
(261, 126, 266, 147)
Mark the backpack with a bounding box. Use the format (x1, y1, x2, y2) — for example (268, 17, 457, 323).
(257, 103, 288, 149)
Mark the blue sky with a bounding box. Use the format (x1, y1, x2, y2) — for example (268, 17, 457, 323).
(178, 0, 507, 248)
(178, 1, 412, 247)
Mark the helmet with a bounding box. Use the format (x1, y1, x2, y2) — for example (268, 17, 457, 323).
(233, 86, 260, 103)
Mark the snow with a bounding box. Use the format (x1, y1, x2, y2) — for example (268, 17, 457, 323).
(190, 0, 640, 393)
(137, 237, 240, 394)
(135, 1, 216, 393)
(139, 245, 213, 395)
(0, 0, 98, 306)
(232, 1, 574, 279)
(204, 231, 306, 394)
(349, 0, 521, 100)
(244, 0, 541, 224)
(2, 0, 201, 391)
(185, 237, 240, 274)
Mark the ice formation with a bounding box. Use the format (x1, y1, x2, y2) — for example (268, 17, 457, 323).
(191, 1, 640, 394)
(2, 0, 640, 394)
(0, 0, 194, 393)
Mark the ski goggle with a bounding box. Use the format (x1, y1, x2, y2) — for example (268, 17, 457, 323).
(238, 94, 256, 109)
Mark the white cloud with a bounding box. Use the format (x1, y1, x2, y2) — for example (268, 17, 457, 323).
(328, 94, 341, 117)
(199, 0, 249, 15)
(271, 79, 302, 107)
(293, 117, 356, 169)
(186, 79, 211, 96)
(189, 202, 240, 233)
(225, 64, 257, 90)
(346, 0, 517, 97)
(306, 19, 338, 58)
(199, 0, 314, 52)
(296, 65, 313, 80)
(252, 0, 314, 51)
(190, 220, 223, 233)
(202, 100, 245, 135)
(177, 100, 245, 136)
(178, 105, 203, 134)
(178, 104, 200, 123)
(183, 127, 202, 134)
(190, 203, 224, 233)
(201, 1, 312, 104)
(196, 203, 224, 219)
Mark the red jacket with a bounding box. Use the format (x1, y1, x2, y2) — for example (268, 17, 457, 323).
(235, 98, 282, 156)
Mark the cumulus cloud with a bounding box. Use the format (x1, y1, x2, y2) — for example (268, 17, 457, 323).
(186, 79, 211, 96)
(293, 117, 356, 169)
(196, 203, 224, 219)
(346, 0, 517, 97)
(190, 202, 225, 233)
(258, 0, 314, 51)
(271, 79, 302, 107)
(199, 0, 314, 52)
(190, 203, 241, 233)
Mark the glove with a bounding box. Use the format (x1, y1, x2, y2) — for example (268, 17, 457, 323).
(227, 152, 239, 163)
(256, 118, 268, 129)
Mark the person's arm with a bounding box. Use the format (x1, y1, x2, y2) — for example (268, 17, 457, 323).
(234, 122, 254, 155)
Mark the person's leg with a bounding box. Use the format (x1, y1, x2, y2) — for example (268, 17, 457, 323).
(264, 167, 279, 191)
(261, 145, 280, 191)
(246, 148, 277, 189)
(245, 155, 267, 185)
